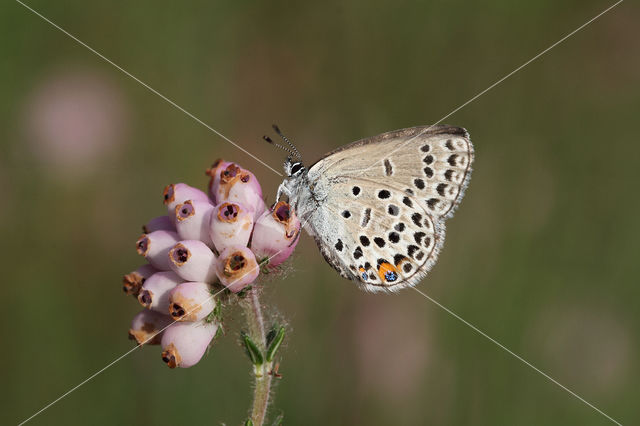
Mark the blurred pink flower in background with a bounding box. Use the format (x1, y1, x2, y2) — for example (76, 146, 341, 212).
(526, 303, 633, 394)
(352, 297, 433, 402)
(22, 67, 129, 176)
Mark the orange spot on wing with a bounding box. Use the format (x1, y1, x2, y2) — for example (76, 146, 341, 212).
(377, 262, 398, 282)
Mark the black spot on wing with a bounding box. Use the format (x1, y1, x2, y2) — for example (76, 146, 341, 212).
(383, 159, 393, 176)
(361, 208, 371, 227)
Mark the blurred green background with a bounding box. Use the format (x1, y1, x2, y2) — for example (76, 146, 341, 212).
(2, 0, 638, 425)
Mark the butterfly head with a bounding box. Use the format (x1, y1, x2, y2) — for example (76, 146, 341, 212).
(284, 157, 305, 178)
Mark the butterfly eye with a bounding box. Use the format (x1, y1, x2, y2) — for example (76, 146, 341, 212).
(290, 163, 303, 175)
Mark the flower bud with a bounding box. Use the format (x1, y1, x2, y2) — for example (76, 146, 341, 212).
(143, 215, 176, 233)
(168, 282, 215, 322)
(209, 202, 253, 252)
(210, 163, 265, 220)
(215, 246, 259, 293)
(174, 200, 214, 245)
(251, 201, 300, 267)
(137, 271, 183, 313)
(205, 158, 233, 203)
(160, 321, 218, 368)
(122, 264, 157, 296)
(168, 240, 217, 283)
(136, 230, 180, 271)
(128, 309, 173, 345)
(163, 183, 209, 213)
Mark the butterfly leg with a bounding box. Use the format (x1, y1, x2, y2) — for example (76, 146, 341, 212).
(276, 182, 291, 203)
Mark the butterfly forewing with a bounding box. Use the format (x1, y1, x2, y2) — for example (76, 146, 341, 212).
(309, 125, 474, 220)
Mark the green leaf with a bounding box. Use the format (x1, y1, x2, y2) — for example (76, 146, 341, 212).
(265, 326, 285, 362)
(236, 285, 253, 298)
(265, 324, 279, 348)
(244, 419, 254, 426)
(242, 332, 264, 366)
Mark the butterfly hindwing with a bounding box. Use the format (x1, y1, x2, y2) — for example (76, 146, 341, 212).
(306, 178, 444, 292)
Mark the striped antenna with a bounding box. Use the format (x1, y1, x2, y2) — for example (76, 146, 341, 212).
(272, 124, 302, 160)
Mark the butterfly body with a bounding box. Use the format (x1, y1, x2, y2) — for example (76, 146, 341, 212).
(277, 125, 474, 293)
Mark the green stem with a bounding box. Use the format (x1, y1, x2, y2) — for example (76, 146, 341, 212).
(240, 289, 273, 426)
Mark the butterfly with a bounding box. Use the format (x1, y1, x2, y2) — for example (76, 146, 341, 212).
(267, 125, 474, 293)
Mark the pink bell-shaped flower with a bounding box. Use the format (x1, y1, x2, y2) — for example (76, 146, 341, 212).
(251, 201, 300, 267)
(208, 202, 253, 253)
(122, 264, 157, 296)
(205, 158, 233, 203)
(143, 215, 176, 233)
(137, 271, 183, 313)
(129, 309, 173, 345)
(168, 240, 217, 283)
(174, 200, 214, 246)
(168, 282, 216, 322)
(210, 163, 265, 220)
(135, 230, 180, 271)
(163, 183, 209, 214)
(215, 246, 260, 293)
(161, 320, 219, 368)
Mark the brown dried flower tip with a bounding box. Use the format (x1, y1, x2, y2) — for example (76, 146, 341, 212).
(217, 202, 241, 222)
(205, 158, 224, 176)
(135, 235, 150, 256)
(169, 243, 191, 266)
(220, 163, 241, 184)
(169, 302, 186, 319)
(122, 272, 144, 295)
(272, 201, 298, 238)
(273, 201, 291, 222)
(161, 344, 180, 369)
(137, 289, 153, 308)
(175, 200, 195, 222)
(162, 184, 175, 205)
(224, 252, 247, 277)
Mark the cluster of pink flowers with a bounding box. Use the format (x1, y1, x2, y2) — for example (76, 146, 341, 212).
(123, 159, 301, 368)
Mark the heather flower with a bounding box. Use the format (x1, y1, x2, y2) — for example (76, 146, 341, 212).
(168, 282, 216, 322)
(135, 230, 180, 271)
(251, 201, 301, 267)
(122, 157, 296, 423)
(168, 240, 217, 283)
(216, 246, 260, 293)
(207, 162, 265, 219)
(163, 183, 209, 213)
(160, 320, 219, 368)
(174, 200, 214, 245)
(209, 202, 254, 252)
(122, 264, 157, 296)
(143, 215, 175, 233)
(205, 158, 233, 202)
(137, 271, 182, 312)
(129, 309, 173, 345)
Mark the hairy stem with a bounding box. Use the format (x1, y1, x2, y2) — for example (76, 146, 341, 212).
(240, 289, 273, 426)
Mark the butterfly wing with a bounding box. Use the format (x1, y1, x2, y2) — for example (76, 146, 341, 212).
(304, 179, 445, 292)
(303, 125, 473, 291)
(309, 125, 473, 220)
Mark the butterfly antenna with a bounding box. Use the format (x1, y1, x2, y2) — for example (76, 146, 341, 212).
(263, 135, 296, 157)
(272, 124, 302, 160)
